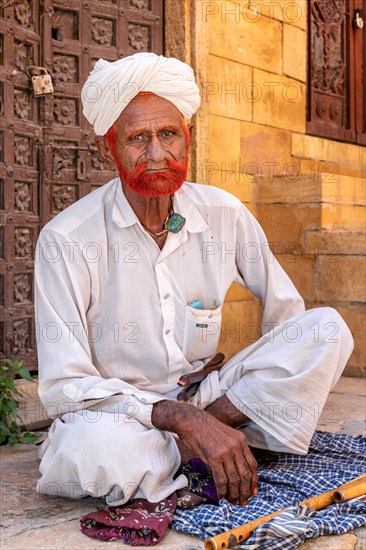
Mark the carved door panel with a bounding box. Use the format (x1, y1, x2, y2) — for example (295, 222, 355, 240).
(307, 0, 366, 144)
(41, 0, 163, 224)
(0, 0, 163, 371)
(0, 1, 42, 369)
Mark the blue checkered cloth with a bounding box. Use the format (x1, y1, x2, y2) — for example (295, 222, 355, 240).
(172, 431, 366, 549)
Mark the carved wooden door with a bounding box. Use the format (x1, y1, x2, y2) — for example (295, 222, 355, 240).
(307, 0, 366, 144)
(0, 0, 163, 371)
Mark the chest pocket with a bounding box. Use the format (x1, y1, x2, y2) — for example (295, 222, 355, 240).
(183, 304, 223, 362)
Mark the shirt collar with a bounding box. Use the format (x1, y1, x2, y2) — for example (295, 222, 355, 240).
(112, 178, 139, 229)
(112, 179, 209, 234)
(173, 184, 209, 233)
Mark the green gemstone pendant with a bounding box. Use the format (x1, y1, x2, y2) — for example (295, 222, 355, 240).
(165, 213, 186, 233)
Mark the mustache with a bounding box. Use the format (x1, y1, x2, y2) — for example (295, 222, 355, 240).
(115, 157, 188, 198)
(126, 158, 186, 177)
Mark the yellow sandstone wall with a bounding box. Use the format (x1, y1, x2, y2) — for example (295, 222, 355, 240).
(166, 0, 366, 375)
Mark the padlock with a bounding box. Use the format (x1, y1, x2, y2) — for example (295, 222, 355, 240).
(26, 66, 54, 96)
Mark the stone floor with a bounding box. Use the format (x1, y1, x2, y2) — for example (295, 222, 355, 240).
(1, 376, 365, 550)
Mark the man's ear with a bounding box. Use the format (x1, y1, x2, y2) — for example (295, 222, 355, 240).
(95, 135, 116, 170)
(188, 124, 194, 138)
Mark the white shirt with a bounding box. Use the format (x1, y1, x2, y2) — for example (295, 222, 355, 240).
(35, 179, 304, 428)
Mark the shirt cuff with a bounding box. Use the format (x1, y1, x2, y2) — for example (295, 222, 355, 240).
(86, 393, 166, 430)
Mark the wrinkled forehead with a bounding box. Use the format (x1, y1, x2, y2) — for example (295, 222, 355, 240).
(114, 93, 184, 134)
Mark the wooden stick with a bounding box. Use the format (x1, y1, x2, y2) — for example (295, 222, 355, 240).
(178, 363, 225, 389)
(177, 353, 225, 401)
(178, 353, 225, 386)
(204, 474, 366, 550)
(177, 382, 201, 402)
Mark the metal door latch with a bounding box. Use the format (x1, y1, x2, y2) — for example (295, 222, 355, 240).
(353, 10, 364, 29)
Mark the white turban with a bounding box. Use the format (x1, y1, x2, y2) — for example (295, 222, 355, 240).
(81, 52, 201, 136)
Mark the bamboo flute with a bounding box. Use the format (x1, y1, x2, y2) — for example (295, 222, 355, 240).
(204, 473, 366, 550)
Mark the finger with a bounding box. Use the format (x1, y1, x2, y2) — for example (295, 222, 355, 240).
(223, 456, 245, 503)
(210, 461, 228, 500)
(226, 472, 242, 503)
(245, 450, 258, 495)
(251, 461, 258, 495)
(233, 438, 258, 502)
(233, 454, 251, 504)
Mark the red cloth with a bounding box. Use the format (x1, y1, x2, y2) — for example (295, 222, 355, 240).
(80, 494, 177, 546)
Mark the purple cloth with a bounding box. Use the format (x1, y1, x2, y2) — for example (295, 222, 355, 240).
(177, 458, 219, 508)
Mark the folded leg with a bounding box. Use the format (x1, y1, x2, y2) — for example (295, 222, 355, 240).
(36, 402, 188, 505)
(193, 307, 353, 454)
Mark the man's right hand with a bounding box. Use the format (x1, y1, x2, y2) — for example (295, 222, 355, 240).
(152, 400, 258, 504)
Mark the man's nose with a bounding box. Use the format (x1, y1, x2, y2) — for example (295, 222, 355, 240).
(145, 135, 167, 162)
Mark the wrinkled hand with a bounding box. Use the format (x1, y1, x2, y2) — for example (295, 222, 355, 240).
(177, 409, 258, 504)
(152, 400, 258, 503)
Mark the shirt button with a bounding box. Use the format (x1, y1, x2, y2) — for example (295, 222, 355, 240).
(208, 314, 213, 319)
(164, 294, 170, 300)
(165, 329, 170, 335)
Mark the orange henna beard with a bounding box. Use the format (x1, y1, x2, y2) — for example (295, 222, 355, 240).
(113, 157, 188, 198)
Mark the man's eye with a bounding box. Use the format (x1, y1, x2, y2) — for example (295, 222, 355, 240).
(160, 130, 176, 137)
(130, 134, 144, 142)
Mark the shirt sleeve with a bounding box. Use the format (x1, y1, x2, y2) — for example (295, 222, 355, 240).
(234, 204, 305, 333)
(35, 229, 163, 429)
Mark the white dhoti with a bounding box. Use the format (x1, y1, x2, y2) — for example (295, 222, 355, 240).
(36, 307, 353, 505)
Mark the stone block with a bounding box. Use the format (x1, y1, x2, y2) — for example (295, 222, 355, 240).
(317, 392, 366, 437)
(257, 174, 321, 203)
(300, 158, 364, 179)
(14, 379, 51, 430)
(256, 202, 321, 247)
(256, 173, 366, 228)
(332, 376, 366, 395)
(275, 254, 316, 302)
(306, 303, 365, 376)
(206, 167, 254, 203)
(209, 2, 282, 73)
(293, 133, 366, 177)
(2, 517, 201, 550)
(208, 114, 241, 170)
(343, 364, 366, 378)
(253, 68, 306, 132)
(206, 55, 252, 121)
(255, 174, 366, 229)
(283, 24, 306, 82)
(218, 298, 262, 360)
(304, 229, 366, 256)
(322, 174, 366, 205)
(253, 0, 307, 30)
(318, 255, 366, 302)
(319, 204, 335, 229)
(336, 304, 366, 373)
(225, 282, 254, 302)
(240, 121, 299, 178)
(331, 204, 366, 228)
